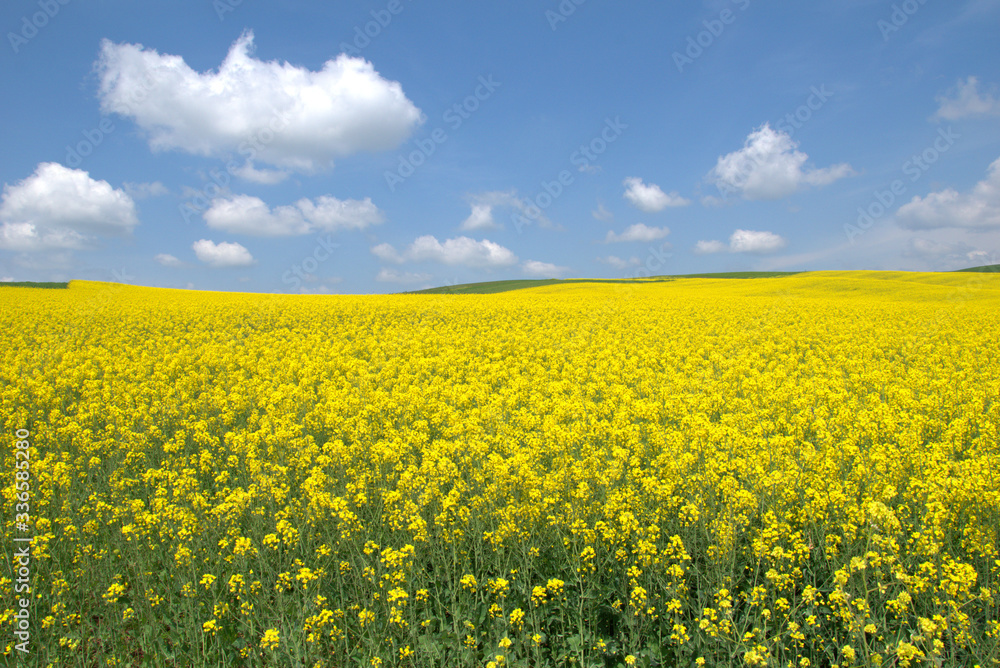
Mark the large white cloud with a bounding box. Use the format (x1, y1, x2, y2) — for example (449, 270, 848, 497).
(192, 239, 256, 267)
(895, 157, 1000, 230)
(203, 194, 384, 236)
(622, 177, 690, 212)
(605, 223, 670, 243)
(933, 76, 1000, 121)
(695, 229, 787, 254)
(96, 31, 423, 172)
(371, 235, 517, 267)
(0, 162, 138, 251)
(707, 124, 855, 200)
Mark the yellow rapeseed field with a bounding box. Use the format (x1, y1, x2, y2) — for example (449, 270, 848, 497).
(1, 271, 998, 667)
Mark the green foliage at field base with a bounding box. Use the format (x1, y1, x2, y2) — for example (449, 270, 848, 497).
(0, 281, 69, 289)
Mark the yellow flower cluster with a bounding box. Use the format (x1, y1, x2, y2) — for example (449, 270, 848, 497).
(0, 271, 998, 666)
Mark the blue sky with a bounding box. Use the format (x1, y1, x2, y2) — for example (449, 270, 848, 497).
(2, 0, 999, 293)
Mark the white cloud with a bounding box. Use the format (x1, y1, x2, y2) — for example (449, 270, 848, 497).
(730, 229, 787, 253)
(696, 230, 787, 254)
(694, 240, 727, 254)
(605, 223, 670, 243)
(155, 253, 183, 267)
(522, 260, 568, 277)
(375, 268, 433, 284)
(371, 242, 403, 264)
(592, 202, 614, 221)
(205, 195, 311, 236)
(462, 191, 554, 230)
(895, 157, 1000, 230)
(707, 124, 855, 200)
(192, 239, 255, 267)
(965, 249, 996, 266)
(598, 255, 642, 270)
(96, 31, 423, 172)
(460, 204, 497, 231)
(903, 237, 997, 270)
(371, 235, 517, 267)
(622, 177, 690, 212)
(408, 236, 517, 267)
(297, 196, 384, 232)
(905, 237, 965, 259)
(0, 162, 138, 251)
(933, 76, 1000, 121)
(204, 194, 384, 236)
(123, 181, 168, 199)
(232, 162, 290, 185)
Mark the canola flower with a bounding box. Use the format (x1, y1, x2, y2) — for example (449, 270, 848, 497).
(0, 272, 998, 666)
(260, 628, 280, 651)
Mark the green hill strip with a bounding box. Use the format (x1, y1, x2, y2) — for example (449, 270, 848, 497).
(404, 271, 803, 295)
(0, 281, 69, 289)
(953, 264, 1000, 273)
